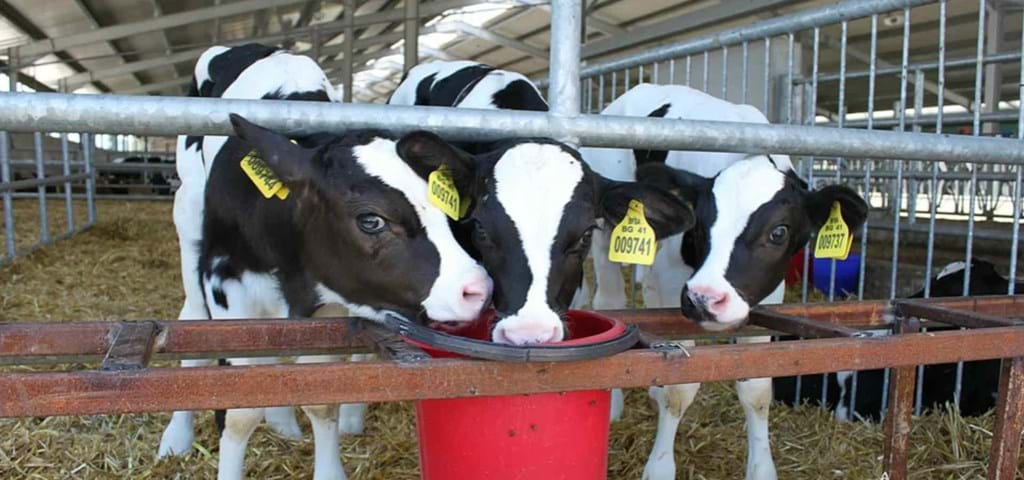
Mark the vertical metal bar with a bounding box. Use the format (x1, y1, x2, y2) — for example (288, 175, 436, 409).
(685, 55, 691, 86)
(908, 69, 925, 229)
(585, 78, 593, 114)
(858, 13, 879, 301)
(82, 133, 96, 225)
(403, 0, 419, 72)
(0, 129, 12, 259)
(638, 63, 644, 84)
(59, 80, 74, 235)
(882, 317, 920, 480)
(964, 0, 986, 298)
(889, 7, 911, 301)
(915, 27, 937, 418)
(702, 51, 709, 92)
(343, 0, 355, 103)
(548, 0, 582, 139)
(786, 32, 794, 124)
(598, 74, 605, 112)
(625, 66, 631, 92)
(669, 58, 675, 84)
(741, 41, 749, 104)
(828, 22, 847, 302)
(33, 131, 48, 245)
(987, 356, 1024, 480)
(763, 37, 771, 114)
(721, 46, 728, 99)
(801, 28, 820, 306)
(653, 61, 659, 84)
(1010, 7, 1024, 294)
(611, 71, 617, 100)
(924, 0, 947, 299)
(311, 25, 321, 61)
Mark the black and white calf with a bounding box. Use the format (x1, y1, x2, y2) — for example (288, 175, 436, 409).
(582, 84, 868, 480)
(774, 258, 1020, 421)
(161, 46, 491, 480)
(390, 62, 694, 345)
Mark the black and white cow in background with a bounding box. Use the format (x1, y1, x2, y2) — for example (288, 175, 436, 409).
(774, 258, 1021, 422)
(159, 45, 494, 480)
(389, 61, 694, 345)
(582, 84, 869, 480)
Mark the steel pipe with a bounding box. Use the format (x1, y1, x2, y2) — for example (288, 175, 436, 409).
(1, 93, 1023, 165)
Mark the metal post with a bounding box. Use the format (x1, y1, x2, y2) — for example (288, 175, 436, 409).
(82, 133, 96, 225)
(343, 0, 355, 103)
(403, 0, 418, 72)
(908, 69, 925, 225)
(548, 0, 582, 142)
(882, 316, 920, 480)
(987, 356, 1024, 480)
(311, 25, 321, 61)
(0, 128, 12, 260)
(33, 130, 48, 245)
(983, 1, 1003, 135)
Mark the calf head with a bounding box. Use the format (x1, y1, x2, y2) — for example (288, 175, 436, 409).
(638, 156, 868, 331)
(229, 114, 491, 324)
(399, 136, 694, 345)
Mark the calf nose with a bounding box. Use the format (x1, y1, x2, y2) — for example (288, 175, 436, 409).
(688, 285, 729, 314)
(460, 277, 491, 312)
(492, 320, 564, 346)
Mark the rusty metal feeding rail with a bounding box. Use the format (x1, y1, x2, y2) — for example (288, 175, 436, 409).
(1, 296, 1022, 479)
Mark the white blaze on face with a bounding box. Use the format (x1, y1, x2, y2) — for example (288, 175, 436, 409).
(354, 139, 492, 322)
(686, 157, 786, 326)
(492, 143, 584, 345)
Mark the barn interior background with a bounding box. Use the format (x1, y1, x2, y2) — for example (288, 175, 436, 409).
(0, 0, 1022, 478)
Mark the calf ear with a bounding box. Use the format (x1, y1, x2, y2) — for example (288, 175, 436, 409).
(599, 179, 695, 239)
(806, 185, 869, 230)
(636, 163, 712, 207)
(229, 114, 322, 184)
(397, 131, 477, 194)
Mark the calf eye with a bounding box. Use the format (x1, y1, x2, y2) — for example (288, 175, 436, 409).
(567, 228, 594, 254)
(769, 225, 789, 245)
(357, 214, 387, 234)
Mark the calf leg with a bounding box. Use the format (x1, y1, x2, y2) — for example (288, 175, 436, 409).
(735, 335, 777, 480)
(643, 373, 701, 480)
(264, 406, 303, 440)
(297, 355, 347, 480)
(337, 353, 375, 436)
(218, 357, 280, 480)
(158, 297, 213, 458)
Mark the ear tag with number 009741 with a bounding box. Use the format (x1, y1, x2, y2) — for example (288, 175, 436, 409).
(608, 199, 657, 266)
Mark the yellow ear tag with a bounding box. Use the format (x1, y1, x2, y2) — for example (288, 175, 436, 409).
(428, 165, 461, 220)
(608, 199, 657, 266)
(814, 202, 853, 260)
(239, 140, 301, 200)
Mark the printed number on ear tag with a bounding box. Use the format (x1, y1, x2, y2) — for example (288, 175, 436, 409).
(814, 202, 853, 260)
(240, 150, 289, 200)
(428, 165, 461, 220)
(608, 199, 657, 266)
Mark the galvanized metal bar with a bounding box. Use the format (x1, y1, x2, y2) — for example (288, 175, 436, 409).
(0, 129, 12, 260)
(987, 356, 1024, 480)
(828, 22, 847, 302)
(559, 0, 936, 82)
(741, 41, 749, 104)
(881, 316, 921, 480)
(598, 74, 605, 111)
(686, 55, 692, 86)
(889, 7, 912, 301)
(923, 0, 947, 298)
(1012, 7, 1024, 293)
(82, 133, 95, 225)
(806, 51, 1020, 85)
(786, 32, 794, 124)
(549, 0, 582, 130)
(59, 129, 73, 235)
(857, 13, 879, 301)
(404, 0, 419, 72)
(32, 131, 49, 245)
(1, 93, 1023, 164)
(721, 46, 728, 99)
(763, 36, 771, 115)
(669, 58, 675, 84)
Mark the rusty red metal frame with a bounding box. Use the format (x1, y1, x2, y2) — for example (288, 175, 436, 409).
(1, 295, 1022, 479)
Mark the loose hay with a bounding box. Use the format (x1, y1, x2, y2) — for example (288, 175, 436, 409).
(1, 201, 1021, 479)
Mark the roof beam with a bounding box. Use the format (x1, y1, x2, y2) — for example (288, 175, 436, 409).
(438, 21, 547, 59)
(533, 4, 625, 37)
(581, 0, 802, 59)
(16, 0, 310, 60)
(121, 76, 191, 95)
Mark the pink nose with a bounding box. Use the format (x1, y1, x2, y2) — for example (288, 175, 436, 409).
(688, 285, 729, 314)
(492, 322, 562, 346)
(460, 278, 490, 312)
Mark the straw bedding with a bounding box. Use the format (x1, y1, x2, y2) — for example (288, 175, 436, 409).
(1, 200, 1020, 479)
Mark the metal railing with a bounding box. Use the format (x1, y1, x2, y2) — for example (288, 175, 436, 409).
(565, 0, 1024, 418)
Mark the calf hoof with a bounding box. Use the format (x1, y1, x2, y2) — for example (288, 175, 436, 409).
(641, 452, 676, 480)
(338, 403, 368, 436)
(157, 424, 194, 458)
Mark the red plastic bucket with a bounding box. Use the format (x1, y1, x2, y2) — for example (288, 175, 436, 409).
(411, 310, 623, 480)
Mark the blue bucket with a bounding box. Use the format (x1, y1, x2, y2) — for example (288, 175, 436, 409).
(812, 253, 861, 297)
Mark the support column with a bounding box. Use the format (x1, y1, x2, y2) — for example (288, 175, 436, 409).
(548, 0, 582, 145)
(403, 0, 418, 72)
(983, 0, 1003, 135)
(343, 0, 355, 103)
